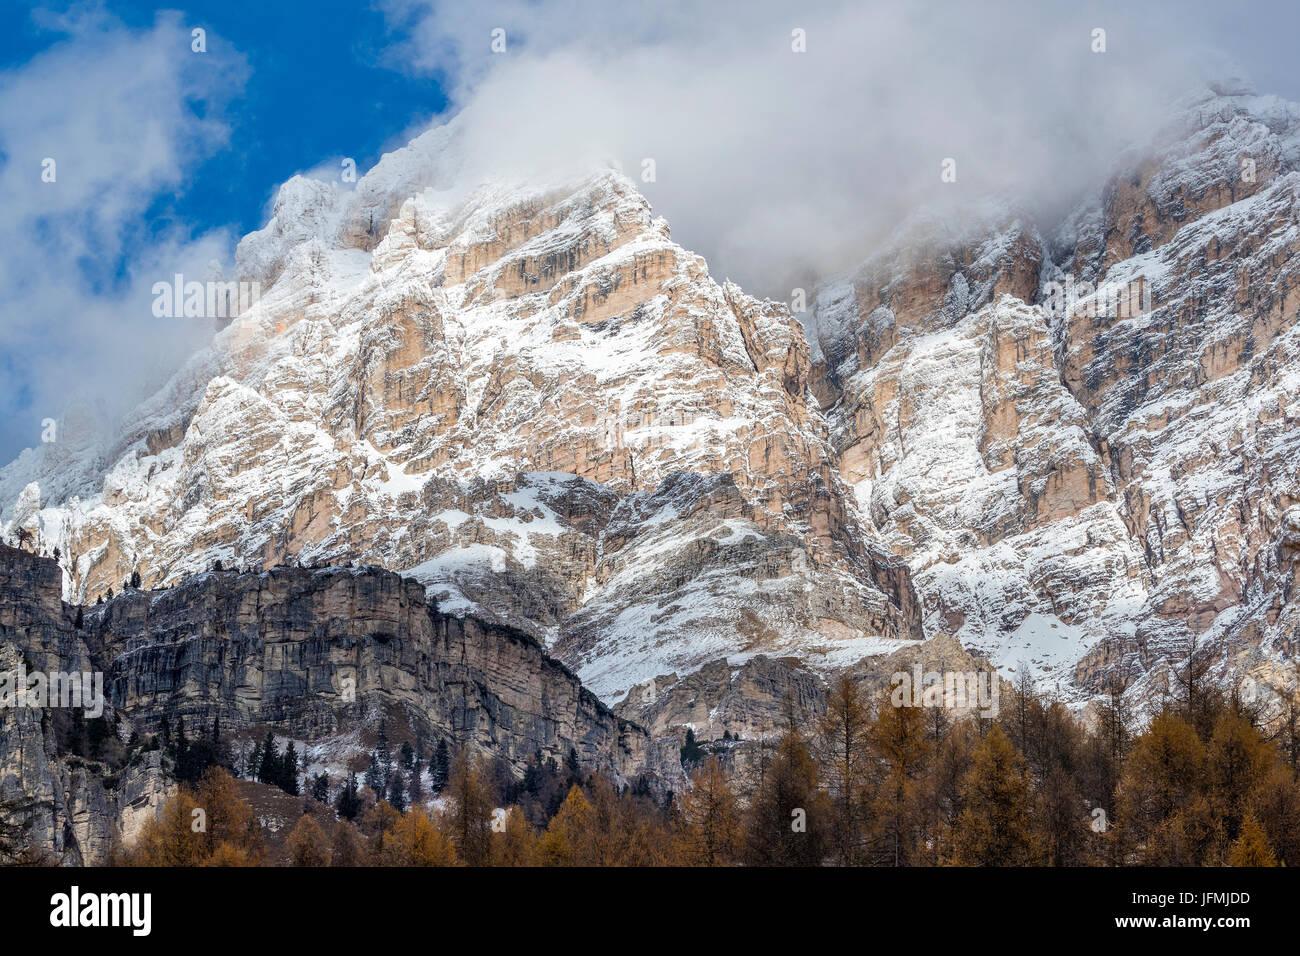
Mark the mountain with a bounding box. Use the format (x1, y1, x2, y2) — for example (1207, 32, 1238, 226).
(801, 83, 1300, 706)
(0, 122, 921, 716)
(0, 543, 671, 863)
(3, 82, 1299, 724)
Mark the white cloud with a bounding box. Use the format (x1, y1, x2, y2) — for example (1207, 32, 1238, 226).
(377, 0, 1243, 296)
(0, 10, 245, 459)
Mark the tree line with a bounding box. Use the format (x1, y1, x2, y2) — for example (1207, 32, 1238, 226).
(111, 660, 1300, 866)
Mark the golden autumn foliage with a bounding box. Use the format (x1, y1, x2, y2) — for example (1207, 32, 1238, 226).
(112, 676, 1299, 868)
(286, 814, 330, 867)
(380, 808, 457, 866)
(675, 758, 742, 865)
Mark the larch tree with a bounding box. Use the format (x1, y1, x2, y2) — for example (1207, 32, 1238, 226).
(1227, 814, 1279, 867)
(286, 814, 331, 867)
(445, 753, 494, 865)
(539, 785, 597, 866)
(1114, 709, 1206, 865)
(953, 725, 1036, 866)
(743, 730, 830, 867)
(815, 674, 871, 865)
(675, 757, 741, 866)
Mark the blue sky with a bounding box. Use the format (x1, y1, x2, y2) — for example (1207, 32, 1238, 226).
(0, 0, 1297, 467)
(0, 2, 453, 462)
(0, 1, 447, 263)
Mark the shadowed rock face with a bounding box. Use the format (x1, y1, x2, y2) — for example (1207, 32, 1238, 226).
(0, 546, 662, 863)
(88, 561, 652, 777)
(0, 545, 174, 865)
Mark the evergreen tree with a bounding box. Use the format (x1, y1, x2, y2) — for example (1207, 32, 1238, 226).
(335, 773, 362, 821)
(408, 763, 424, 804)
(400, 740, 415, 771)
(246, 739, 263, 779)
(428, 740, 450, 794)
(311, 773, 330, 804)
(364, 753, 384, 797)
(282, 741, 301, 795)
(387, 769, 407, 812)
(257, 731, 280, 786)
(680, 728, 705, 771)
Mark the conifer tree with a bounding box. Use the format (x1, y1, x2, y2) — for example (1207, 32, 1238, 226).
(1228, 814, 1279, 866)
(491, 805, 538, 866)
(743, 730, 830, 866)
(953, 725, 1036, 866)
(680, 728, 705, 771)
(335, 773, 362, 821)
(538, 785, 596, 866)
(445, 753, 494, 865)
(388, 769, 407, 812)
(867, 690, 931, 866)
(816, 674, 871, 865)
(379, 808, 456, 866)
(1206, 711, 1273, 844)
(428, 740, 450, 794)
(282, 741, 300, 795)
(364, 752, 384, 798)
(407, 763, 424, 804)
(1115, 710, 1205, 865)
(287, 814, 330, 867)
(257, 731, 280, 786)
(676, 757, 741, 865)
(331, 818, 365, 866)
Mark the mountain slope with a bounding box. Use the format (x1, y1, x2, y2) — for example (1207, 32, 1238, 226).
(5, 83, 1299, 713)
(0, 134, 920, 705)
(802, 84, 1300, 703)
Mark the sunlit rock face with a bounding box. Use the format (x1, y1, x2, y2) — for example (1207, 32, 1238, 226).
(5, 84, 1299, 719)
(0, 125, 920, 707)
(802, 87, 1300, 704)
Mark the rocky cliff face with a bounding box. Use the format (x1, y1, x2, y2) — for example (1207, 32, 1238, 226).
(0, 132, 920, 706)
(0, 545, 175, 864)
(90, 561, 650, 776)
(2, 82, 1298, 724)
(0, 545, 660, 862)
(801, 84, 1300, 704)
